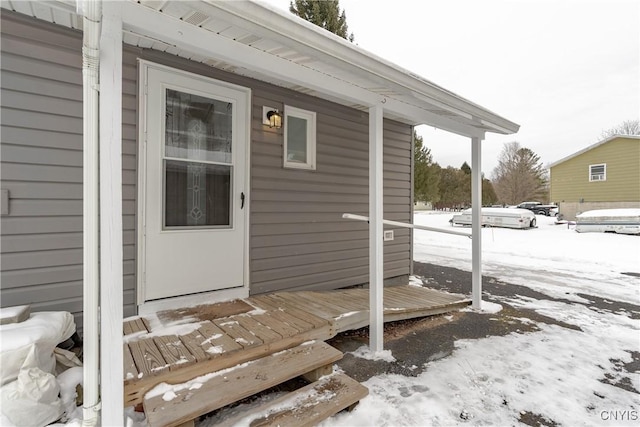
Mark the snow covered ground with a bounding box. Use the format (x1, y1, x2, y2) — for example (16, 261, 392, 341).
(324, 212, 640, 426)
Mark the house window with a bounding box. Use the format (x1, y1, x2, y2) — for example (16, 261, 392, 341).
(284, 106, 316, 170)
(589, 163, 606, 181)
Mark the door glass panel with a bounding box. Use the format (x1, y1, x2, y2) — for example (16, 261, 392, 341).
(165, 160, 232, 227)
(286, 116, 307, 163)
(165, 89, 232, 164)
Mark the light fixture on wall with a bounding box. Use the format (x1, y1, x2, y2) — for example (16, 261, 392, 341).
(263, 106, 282, 129)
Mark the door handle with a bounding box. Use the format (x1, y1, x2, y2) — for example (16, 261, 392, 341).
(241, 192, 245, 209)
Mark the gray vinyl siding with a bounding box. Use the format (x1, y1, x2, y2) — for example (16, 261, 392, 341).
(249, 93, 412, 294)
(133, 50, 413, 295)
(0, 12, 137, 329)
(1, 11, 412, 318)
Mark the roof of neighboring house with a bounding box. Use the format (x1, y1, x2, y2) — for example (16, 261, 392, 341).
(0, 0, 519, 139)
(549, 135, 640, 168)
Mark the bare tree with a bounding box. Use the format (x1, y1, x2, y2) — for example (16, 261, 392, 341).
(600, 119, 640, 140)
(491, 142, 548, 205)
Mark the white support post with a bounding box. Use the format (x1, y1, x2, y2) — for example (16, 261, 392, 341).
(471, 136, 483, 309)
(99, 2, 123, 425)
(369, 104, 384, 353)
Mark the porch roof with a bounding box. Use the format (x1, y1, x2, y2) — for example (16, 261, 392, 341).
(2, 0, 519, 138)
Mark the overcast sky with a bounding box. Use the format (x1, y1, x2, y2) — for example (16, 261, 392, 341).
(264, 0, 639, 175)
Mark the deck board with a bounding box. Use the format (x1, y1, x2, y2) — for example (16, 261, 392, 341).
(153, 335, 197, 371)
(123, 285, 469, 407)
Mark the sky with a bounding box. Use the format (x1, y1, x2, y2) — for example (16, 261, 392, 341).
(264, 0, 639, 176)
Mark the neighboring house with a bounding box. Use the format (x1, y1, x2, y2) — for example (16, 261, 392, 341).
(549, 135, 640, 220)
(0, 1, 518, 420)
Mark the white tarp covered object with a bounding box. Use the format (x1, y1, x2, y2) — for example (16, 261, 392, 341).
(0, 311, 76, 426)
(576, 208, 640, 235)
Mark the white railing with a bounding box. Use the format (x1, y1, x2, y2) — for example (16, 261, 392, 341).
(342, 213, 472, 238)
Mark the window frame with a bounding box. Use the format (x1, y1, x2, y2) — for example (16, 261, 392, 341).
(589, 163, 606, 182)
(283, 105, 316, 170)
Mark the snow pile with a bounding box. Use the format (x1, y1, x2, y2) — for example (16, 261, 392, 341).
(462, 300, 503, 314)
(348, 345, 396, 363)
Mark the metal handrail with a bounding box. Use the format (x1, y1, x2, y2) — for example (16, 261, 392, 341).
(342, 213, 472, 238)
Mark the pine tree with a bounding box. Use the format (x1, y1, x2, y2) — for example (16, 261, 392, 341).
(413, 132, 440, 204)
(290, 0, 354, 41)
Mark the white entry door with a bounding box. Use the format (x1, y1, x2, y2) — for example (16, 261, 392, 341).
(140, 62, 249, 302)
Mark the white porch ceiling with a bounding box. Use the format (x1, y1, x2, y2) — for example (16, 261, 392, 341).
(1, 0, 519, 138)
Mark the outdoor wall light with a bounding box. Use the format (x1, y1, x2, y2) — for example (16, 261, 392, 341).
(263, 106, 282, 129)
(267, 109, 282, 128)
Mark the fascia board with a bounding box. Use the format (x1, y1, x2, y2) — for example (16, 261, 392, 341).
(211, 0, 519, 135)
(122, 1, 485, 138)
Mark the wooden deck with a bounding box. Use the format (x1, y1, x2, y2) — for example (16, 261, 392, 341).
(123, 285, 469, 407)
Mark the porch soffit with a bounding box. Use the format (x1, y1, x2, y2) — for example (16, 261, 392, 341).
(1, 0, 519, 138)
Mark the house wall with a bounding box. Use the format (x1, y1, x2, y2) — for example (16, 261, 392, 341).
(558, 201, 640, 221)
(550, 137, 640, 205)
(0, 13, 137, 330)
(1, 12, 412, 324)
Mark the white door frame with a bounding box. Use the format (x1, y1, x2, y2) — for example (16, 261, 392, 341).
(136, 60, 251, 312)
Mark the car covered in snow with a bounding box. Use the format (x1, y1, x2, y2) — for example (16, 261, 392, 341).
(451, 207, 536, 229)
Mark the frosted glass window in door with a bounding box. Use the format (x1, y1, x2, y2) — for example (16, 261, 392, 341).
(165, 161, 231, 227)
(165, 89, 232, 163)
(163, 88, 233, 228)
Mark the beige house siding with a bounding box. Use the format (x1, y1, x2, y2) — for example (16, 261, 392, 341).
(550, 137, 640, 203)
(550, 136, 640, 220)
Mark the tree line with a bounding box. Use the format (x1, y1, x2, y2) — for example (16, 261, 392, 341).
(414, 132, 502, 209)
(415, 119, 640, 208)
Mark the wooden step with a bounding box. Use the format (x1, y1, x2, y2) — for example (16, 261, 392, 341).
(213, 372, 369, 427)
(143, 341, 343, 427)
(124, 312, 332, 406)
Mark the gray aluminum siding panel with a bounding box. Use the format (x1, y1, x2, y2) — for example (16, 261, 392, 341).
(0, 12, 136, 329)
(249, 95, 412, 294)
(1, 11, 412, 313)
(131, 49, 412, 295)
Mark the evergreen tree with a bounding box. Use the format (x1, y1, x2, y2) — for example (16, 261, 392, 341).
(437, 167, 467, 209)
(290, 0, 354, 41)
(413, 132, 440, 203)
(460, 162, 471, 175)
(482, 178, 498, 206)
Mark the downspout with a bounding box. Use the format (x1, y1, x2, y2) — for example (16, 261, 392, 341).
(79, 0, 102, 425)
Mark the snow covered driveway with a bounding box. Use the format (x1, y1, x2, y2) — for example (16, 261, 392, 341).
(325, 212, 639, 426)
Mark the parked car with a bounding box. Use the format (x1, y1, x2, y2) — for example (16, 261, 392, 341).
(516, 201, 558, 216)
(451, 207, 536, 229)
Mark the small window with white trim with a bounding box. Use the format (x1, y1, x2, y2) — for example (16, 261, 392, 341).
(284, 105, 316, 170)
(589, 163, 606, 181)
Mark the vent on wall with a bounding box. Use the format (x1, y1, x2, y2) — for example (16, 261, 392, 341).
(184, 11, 210, 26)
(383, 230, 394, 241)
